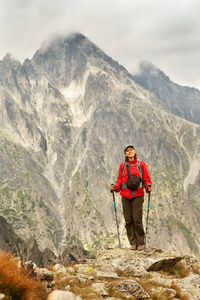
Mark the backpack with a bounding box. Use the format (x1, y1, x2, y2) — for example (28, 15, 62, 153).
(122, 160, 144, 191)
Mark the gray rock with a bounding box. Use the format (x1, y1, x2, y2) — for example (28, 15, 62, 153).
(163, 288, 177, 298)
(36, 268, 54, 281)
(151, 287, 177, 299)
(148, 274, 173, 287)
(92, 283, 109, 296)
(78, 273, 94, 280)
(118, 264, 148, 277)
(116, 280, 150, 299)
(173, 274, 200, 299)
(96, 270, 120, 279)
(147, 256, 184, 272)
(58, 246, 95, 266)
(73, 263, 94, 274)
(66, 266, 76, 274)
(24, 260, 37, 277)
(47, 290, 83, 300)
(53, 264, 68, 275)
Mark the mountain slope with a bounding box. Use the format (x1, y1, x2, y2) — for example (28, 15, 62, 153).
(0, 33, 199, 258)
(133, 60, 200, 124)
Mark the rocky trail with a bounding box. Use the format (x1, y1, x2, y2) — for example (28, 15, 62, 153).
(48, 247, 200, 299)
(1, 247, 200, 300)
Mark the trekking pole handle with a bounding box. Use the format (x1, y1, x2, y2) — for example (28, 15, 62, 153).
(147, 184, 151, 193)
(110, 184, 117, 209)
(110, 183, 115, 193)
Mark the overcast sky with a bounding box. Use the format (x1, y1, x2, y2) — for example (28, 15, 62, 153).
(1, 0, 200, 89)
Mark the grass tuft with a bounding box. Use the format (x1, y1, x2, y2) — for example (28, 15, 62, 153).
(192, 263, 200, 275)
(171, 282, 190, 300)
(158, 261, 190, 278)
(0, 251, 47, 300)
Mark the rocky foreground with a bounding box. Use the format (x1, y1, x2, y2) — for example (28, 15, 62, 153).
(1, 247, 200, 300)
(48, 247, 200, 299)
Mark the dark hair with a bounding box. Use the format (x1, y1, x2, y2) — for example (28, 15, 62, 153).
(125, 152, 137, 162)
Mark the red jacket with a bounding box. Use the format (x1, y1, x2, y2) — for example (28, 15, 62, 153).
(115, 158, 151, 199)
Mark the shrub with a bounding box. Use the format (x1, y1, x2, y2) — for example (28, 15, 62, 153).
(0, 251, 47, 300)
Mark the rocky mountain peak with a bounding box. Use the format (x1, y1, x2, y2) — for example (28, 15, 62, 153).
(0, 53, 22, 82)
(33, 32, 108, 65)
(136, 60, 171, 84)
(38, 32, 90, 53)
(2, 53, 20, 63)
(133, 60, 200, 124)
(30, 33, 90, 87)
(31, 32, 130, 89)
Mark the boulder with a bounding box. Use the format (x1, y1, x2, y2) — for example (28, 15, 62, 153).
(147, 256, 184, 272)
(48, 290, 82, 300)
(53, 263, 68, 275)
(58, 245, 95, 266)
(92, 283, 109, 296)
(115, 279, 150, 299)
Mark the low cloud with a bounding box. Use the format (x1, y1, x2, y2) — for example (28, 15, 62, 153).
(0, 0, 200, 88)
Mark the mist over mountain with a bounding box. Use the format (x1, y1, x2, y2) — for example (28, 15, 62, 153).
(0, 33, 200, 258)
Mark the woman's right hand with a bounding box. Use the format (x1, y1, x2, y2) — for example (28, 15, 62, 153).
(110, 184, 117, 191)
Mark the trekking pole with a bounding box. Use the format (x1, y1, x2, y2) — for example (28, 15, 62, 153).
(145, 185, 151, 248)
(110, 185, 121, 248)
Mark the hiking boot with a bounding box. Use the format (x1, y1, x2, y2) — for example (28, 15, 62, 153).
(137, 244, 145, 251)
(130, 244, 137, 250)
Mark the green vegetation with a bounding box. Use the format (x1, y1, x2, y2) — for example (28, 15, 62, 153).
(1, 186, 15, 199)
(0, 138, 23, 167)
(168, 216, 198, 252)
(2, 209, 16, 215)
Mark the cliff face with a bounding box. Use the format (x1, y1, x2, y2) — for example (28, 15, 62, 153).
(0, 33, 200, 258)
(0, 216, 56, 266)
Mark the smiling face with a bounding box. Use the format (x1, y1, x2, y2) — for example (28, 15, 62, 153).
(125, 146, 135, 161)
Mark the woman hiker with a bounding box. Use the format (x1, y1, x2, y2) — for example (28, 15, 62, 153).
(110, 145, 152, 250)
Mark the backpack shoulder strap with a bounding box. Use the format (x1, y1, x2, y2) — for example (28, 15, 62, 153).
(122, 163, 129, 190)
(122, 162, 126, 176)
(122, 162, 130, 176)
(137, 160, 144, 188)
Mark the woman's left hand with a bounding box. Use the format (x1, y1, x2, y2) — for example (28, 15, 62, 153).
(147, 186, 153, 192)
(110, 184, 117, 191)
